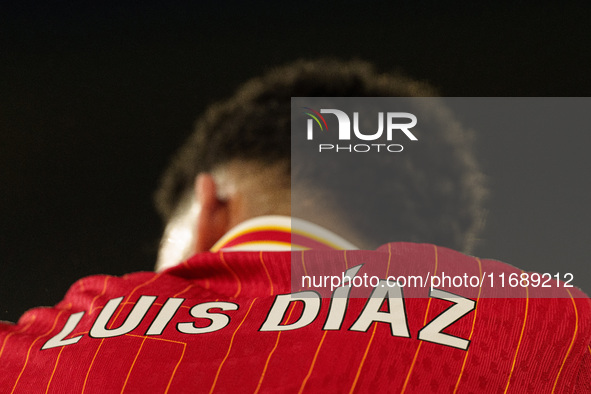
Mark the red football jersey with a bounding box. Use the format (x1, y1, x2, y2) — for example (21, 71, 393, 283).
(1, 243, 590, 393)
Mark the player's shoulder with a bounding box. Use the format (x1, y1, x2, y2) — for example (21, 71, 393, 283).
(380, 242, 591, 340)
(63, 270, 199, 302)
(377, 241, 590, 299)
(3, 270, 196, 328)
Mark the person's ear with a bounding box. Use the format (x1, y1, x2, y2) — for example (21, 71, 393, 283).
(194, 173, 230, 253)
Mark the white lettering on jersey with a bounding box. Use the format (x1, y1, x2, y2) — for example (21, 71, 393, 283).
(89, 295, 156, 338)
(349, 280, 411, 338)
(260, 291, 321, 331)
(146, 297, 185, 336)
(41, 278, 477, 351)
(177, 302, 238, 334)
(41, 311, 85, 350)
(323, 265, 363, 330)
(417, 289, 476, 350)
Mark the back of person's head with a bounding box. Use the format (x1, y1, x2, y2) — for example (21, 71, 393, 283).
(155, 58, 486, 265)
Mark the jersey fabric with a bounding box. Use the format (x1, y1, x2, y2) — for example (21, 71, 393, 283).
(1, 220, 590, 393)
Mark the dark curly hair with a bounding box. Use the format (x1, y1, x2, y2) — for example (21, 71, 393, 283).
(155, 59, 486, 252)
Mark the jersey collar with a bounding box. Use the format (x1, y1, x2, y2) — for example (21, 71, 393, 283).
(210, 215, 358, 252)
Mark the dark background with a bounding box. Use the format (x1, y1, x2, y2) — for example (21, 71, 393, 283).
(2, 1, 590, 323)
